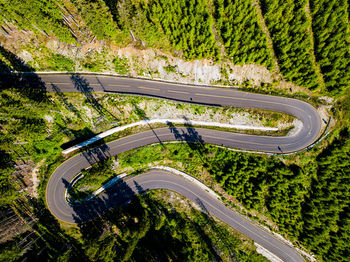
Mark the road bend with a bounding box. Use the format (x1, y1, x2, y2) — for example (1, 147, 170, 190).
(40, 73, 320, 262)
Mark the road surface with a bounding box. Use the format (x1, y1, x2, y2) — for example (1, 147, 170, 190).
(38, 73, 321, 154)
(41, 73, 320, 262)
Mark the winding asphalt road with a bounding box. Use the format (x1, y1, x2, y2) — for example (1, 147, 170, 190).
(40, 73, 321, 153)
(42, 73, 321, 262)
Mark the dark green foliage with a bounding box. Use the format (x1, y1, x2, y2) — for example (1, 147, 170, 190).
(0, 82, 64, 184)
(81, 52, 110, 72)
(119, 143, 310, 238)
(1, 0, 349, 93)
(0, 53, 72, 205)
(214, 0, 274, 68)
(164, 65, 176, 73)
(110, 0, 165, 46)
(300, 130, 350, 261)
(107, 0, 219, 58)
(207, 148, 308, 237)
(83, 60, 105, 72)
(0, 199, 88, 262)
(0, 49, 55, 190)
(69, 158, 116, 200)
(0, 0, 75, 43)
(0, 46, 33, 72)
(0, 90, 47, 142)
(0, 0, 121, 42)
(310, 0, 350, 95)
(71, 0, 121, 40)
(119, 126, 350, 261)
(260, 0, 320, 89)
(0, 239, 22, 261)
(142, 0, 220, 60)
(0, 150, 17, 206)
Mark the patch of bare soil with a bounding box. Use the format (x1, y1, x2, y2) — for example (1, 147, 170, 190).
(12, 159, 44, 198)
(1, 4, 323, 100)
(0, 21, 274, 87)
(13, 160, 35, 194)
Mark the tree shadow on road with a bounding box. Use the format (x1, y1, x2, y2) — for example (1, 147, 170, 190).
(166, 118, 208, 164)
(69, 178, 138, 222)
(195, 198, 238, 262)
(165, 119, 204, 146)
(80, 140, 111, 166)
(70, 73, 118, 120)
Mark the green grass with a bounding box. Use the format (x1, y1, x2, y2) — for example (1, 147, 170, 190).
(44, 54, 76, 71)
(25, 47, 76, 72)
(68, 158, 117, 200)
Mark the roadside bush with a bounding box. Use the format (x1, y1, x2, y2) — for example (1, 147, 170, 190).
(113, 57, 129, 75)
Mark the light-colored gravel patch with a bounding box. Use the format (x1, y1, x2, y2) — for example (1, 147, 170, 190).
(44, 115, 54, 123)
(286, 119, 303, 137)
(254, 243, 283, 262)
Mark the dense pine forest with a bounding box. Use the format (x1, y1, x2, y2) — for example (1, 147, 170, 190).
(214, 0, 274, 68)
(0, 0, 349, 261)
(310, 0, 350, 95)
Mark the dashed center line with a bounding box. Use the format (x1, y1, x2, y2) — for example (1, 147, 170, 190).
(50, 82, 70, 85)
(168, 90, 189, 94)
(108, 84, 130, 87)
(50, 82, 100, 86)
(138, 86, 160, 91)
